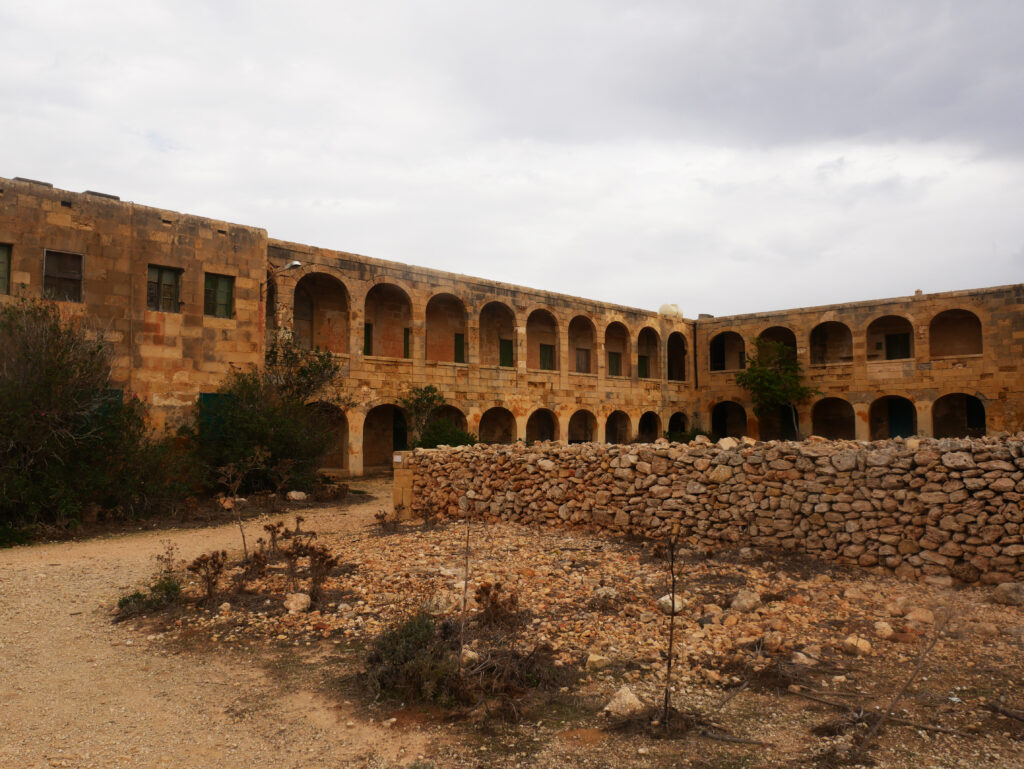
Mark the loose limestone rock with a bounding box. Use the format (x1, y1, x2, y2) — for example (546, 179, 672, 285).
(730, 589, 761, 612)
(992, 582, 1024, 606)
(284, 593, 311, 614)
(657, 594, 685, 615)
(842, 635, 872, 656)
(603, 686, 645, 718)
(873, 621, 895, 640)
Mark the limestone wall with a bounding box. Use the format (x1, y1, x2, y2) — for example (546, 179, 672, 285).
(407, 435, 1024, 583)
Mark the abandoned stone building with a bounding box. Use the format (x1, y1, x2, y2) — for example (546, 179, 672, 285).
(1, 175, 1022, 476)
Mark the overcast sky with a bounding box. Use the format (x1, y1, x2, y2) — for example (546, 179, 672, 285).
(1, 1, 1021, 316)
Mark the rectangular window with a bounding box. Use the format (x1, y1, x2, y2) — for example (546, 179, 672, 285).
(0, 243, 10, 295)
(539, 343, 555, 371)
(454, 333, 465, 363)
(638, 355, 650, 379)
(363, 323, 373, 355)
(44, 250, 83, 302)
(575, 348, 590, 374)
(147, 265, 181, 312)
(499, 338, 514, 367)
(203, 273, 234, 318)
(403, 327, 411, 358)
(607, 351, 622, 376)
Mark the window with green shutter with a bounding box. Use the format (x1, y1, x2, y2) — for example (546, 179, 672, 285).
(607, 351, 622, 376)
(147, 265, 181, 312)
(454, 333, 465, 363)
(403, 327, 411, 358)
(0, 243, 10, 295)
(638, 355, 650, 379)
(539, 343, 555, 371)
(499, 338, 514, 367)
(363, 323, 373, 355)
(204, 273, 234, 318)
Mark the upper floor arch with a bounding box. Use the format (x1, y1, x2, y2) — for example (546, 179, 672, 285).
(929, 309, 982, 357)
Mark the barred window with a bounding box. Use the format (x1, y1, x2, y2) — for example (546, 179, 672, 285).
(44, 250, 83, 302)
(147, 265, 181, 312)
(204, 273, 234, 318)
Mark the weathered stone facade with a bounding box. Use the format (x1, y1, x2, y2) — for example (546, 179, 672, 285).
(404, 435, 1024, 583)
(1, 175, 1022, 473)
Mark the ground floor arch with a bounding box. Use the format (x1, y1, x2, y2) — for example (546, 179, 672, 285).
(811, 398, 855, 440)
(363, 404, 407, 470)
(667, 411, 688, 439)
(432, 404, 468, 432)
(605, 411, 631, 443)
(526, 409, 558, 443)
(933, 393, 986, 438)
(308, 402, 348, 470)
(478, 407, 516, 444)
(637, 411, 661, 443)
(712, 401, 747, 438)
(869, 396, 917, 440)
(568, 409, 597, 443)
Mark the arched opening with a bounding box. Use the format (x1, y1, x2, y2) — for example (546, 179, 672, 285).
(479, 301, 516, 367)
(667, 411, 688, 440)
(758, 326, 797, 359)
(605, 410, 631, 443)
(667, 332, 687, 381)
(478, 407, 516, 444)
(605, 322, 630, 377)
(810, 321, 853, 365)
(364, 283, 412, 358)
(933, 393, 986, 438)
(929, 310, 982, 357)
(637, 411, 661, 443)
(569, 316, 596, 374)
(527, 309, 559, 371)
(869, 396, 917, 439)
(432, 404, 468, 433)
(866, 315, 913, 361)
(711, 401, 747, 438)
(293, 273, 349, 353)
(811, 398, 856, 440)
(568, 410, 597, 443)
(709, 332, 745, 372)
(363, 404, 407, 470)
(425, 293, 468, 363)
(758, 405, 799, 441)
(307, 402, 349, 470)
(637, 327, 661, 379)
(526, 408, 558, 443)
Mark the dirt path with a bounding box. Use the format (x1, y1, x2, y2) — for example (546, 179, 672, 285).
(0, 480, 432, 769)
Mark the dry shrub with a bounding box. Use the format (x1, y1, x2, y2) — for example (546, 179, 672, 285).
(187, 550, 227, 603)
(474, 581, 520, 627)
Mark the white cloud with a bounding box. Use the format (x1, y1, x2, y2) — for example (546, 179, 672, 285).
(0, 1, 1021, 316)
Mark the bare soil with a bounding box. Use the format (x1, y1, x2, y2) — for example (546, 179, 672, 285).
(3, 480, 1024, 769)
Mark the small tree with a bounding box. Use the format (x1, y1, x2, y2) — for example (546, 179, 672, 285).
(0, 299, 152, 525)
(398, 385, 446, 448)
(734, 338, 818, 439)
(197, 333, 346, 492)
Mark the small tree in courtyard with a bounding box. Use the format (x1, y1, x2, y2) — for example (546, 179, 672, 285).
(197, 332, 346, 492)
(734, 338, 818, 439)
(399, 385, 477, 449)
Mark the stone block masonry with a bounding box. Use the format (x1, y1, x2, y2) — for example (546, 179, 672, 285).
(407, 435, 1024, 583)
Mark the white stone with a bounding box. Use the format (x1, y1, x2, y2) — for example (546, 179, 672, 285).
(602, 686, 645, 718)
(284, 592, 311, 613)
(286, 490, 308, 501)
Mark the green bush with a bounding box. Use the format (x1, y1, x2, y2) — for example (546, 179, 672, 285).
(0, 300, 159, 527)
(116, 575, 182, 619)
(365, 613, 464, 703)
(196, 334, 344, 492)
(417, 417, 478, 449)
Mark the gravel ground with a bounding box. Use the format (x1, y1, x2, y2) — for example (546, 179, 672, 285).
(0, 480, 431, 769)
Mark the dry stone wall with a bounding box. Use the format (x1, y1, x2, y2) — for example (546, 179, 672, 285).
(408, 435, 1024, 584)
